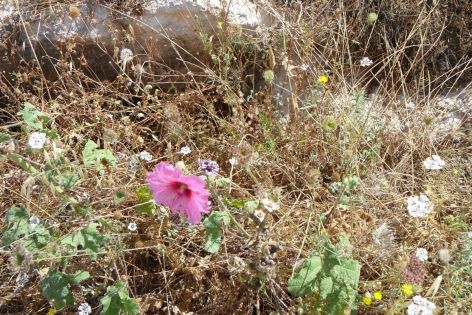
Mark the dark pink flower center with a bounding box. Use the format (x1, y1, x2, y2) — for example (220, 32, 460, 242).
(173, 182, 191, 196)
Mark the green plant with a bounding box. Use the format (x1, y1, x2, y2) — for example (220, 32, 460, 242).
(1, 205, 51, 253)
(330, 176, 363, 209)
(82, 139, 116, 175)
(0, 132, 11, 142)
(44, 154, 80, 190)
(18, 102, 48, 130)
(449, 232, 472, 305)
(100, 280, 139, 315)
(288, 235, 361, 314)
(135, 186, 156, 215)
(8, 102, 79, 204)
(39, 269, 90, 310)
(61, 222, 110, 260)
(203, 211, 231, 253)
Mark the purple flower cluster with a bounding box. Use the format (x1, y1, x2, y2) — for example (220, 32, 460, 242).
(402, 255, 426, 285)
(198, 159, 219, 176)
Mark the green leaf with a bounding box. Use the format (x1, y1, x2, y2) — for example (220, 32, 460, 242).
(325, 286, 357, 314)
(100, 280, 139, 315)
(1, 205, 52, 254)
(319, 276, 334, 299)
(82, 140, 116, 174)
(0, 132, 11, 143)
(39, 269, 88, 310)
(341, 176, 360, 194)
(56, 171, 80, 190)
(244, 200, 260, 213)
(135, 187, 156, 215)
(18, 102, 48, 129)
(288, 256, 322, 296)
(44, 129, 58, 140)
(225, 199, 245, 208)
(70, 270, 91, 285)
(1, 205, 29, 247)
(26, 225, 52, 249)
(203, 211, 231, 253)
(44, 156, 79, 190)
(331, 259, 360, 288)
(61, 223, 109, 259)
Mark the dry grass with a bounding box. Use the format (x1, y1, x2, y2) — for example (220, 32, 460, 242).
(0, 0, 471, 314)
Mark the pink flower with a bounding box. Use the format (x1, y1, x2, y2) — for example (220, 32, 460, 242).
(146, 162, 210, 224)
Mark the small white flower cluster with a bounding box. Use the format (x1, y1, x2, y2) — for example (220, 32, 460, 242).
(360, 57, 373, 67)
(77, 302, 92, 315)
(407, 194, 432, 218)
(423, 155, 445, 170)
(404, 153, 446, 217)
(28, 132, 47, 149)
(128, 222, 137, 232)
(415, 248, 428, 262)
(180, 146, 191, 155)
(138, 150, 153, 162)
(407, 296, 436, 315)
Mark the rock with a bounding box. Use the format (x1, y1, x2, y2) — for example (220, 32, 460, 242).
(0, 0, 275, 87)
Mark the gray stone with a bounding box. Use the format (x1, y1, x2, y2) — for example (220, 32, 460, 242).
(0, 0, 275, 87)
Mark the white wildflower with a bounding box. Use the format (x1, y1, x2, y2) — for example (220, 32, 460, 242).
(77, 302, 92, 315)
(423, 155, 445, 170)
(138, 150, 152, 162)
(28, 132, 47, 149)
(261, 198, 280, 213)
(29, 216, 40, 229)
(415, 248, 428, 262)
(407, 296, 436, 315)
(405, 101, 416, 109)
(180, 146, 191, 155)
(407, 194, 432, 218)
(360, 57, 373, 67)
(119, 48, 134, 63)
(128, 222, 137, 232)
(228, 157, 238, 166)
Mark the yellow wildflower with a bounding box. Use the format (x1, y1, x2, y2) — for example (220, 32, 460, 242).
(318, 75, 328, 85)
(401, 283, 414, 296)
(373, 291, 383, 301)
(47, 309, 56, 315)
(362, 296, 372, 305)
